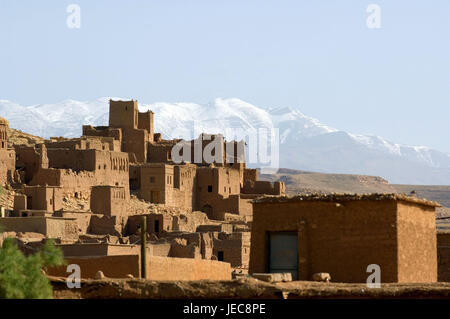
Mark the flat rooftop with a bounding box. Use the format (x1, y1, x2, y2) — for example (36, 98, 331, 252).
(252, 193, 441, 208)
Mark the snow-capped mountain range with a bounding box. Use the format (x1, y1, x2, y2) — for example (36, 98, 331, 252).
(1, 97, 449, 185)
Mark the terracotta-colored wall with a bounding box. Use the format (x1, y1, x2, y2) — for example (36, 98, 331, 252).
(0, 161, 8, 186)
(30, 151, 129, 199)
(0, 217, 78, 241)
(45, 218, 79, 241)
(242, 180, 285, 196)
(48, 255, 231, 281)
(238, 198, 253, 217)
(109, 100, 138, 129)
(148, 243, 171, 257)
(146, 256, 231, 281)
(0, 121, 15, 184)
(213, 232, 250, 268)
(23, 186, 62, 212)
(171, 164, 196, 208)
(90, 186, 128, 217)
(243, 169, 258, 183)
(137, 163, 197, 209)
(0, 150, 15, 185)
(122, 128, 148, 163)
(0, 216, 47, 234)
(56, 212, 92, 234)
(396, 202, 437, 282)
(46, 136, 120, 152)
(47, 148, 96, 171)
(195, 167, 246, 217)
(0, 123, 7, 150)
(196, 167, 241, 198)
(126, 213, 173, 235)
(13, 194, 27, 213)
(138, 111, 154, 142)
(107, 100, 150, 162)
(82, 125, 122, 142)
(197, 224, 233, 233)
(149, 134, 240, 166)
(147, 143, 175, 163)
(250, 200, 403, 283)
(47, 149, 129, 176)
(89, 215, 126, 236)
(57, 243, 139, 257)
(169, 241, 201, 259)
(14, 145, 39, 183)
(138, 164, 171, 204)
(171, 211, 209, 232)
(48, 255, 140, 279)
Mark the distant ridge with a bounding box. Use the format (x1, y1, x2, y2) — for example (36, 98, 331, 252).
(1, 97, 450, 184)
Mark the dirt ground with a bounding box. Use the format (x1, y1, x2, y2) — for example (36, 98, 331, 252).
(51, 276, 450, 299)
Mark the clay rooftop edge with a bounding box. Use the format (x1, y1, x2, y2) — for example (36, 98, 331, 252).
(252, 193, 442, 207)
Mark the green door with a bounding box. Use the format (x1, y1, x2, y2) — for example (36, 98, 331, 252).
(269, 232, 298, 280)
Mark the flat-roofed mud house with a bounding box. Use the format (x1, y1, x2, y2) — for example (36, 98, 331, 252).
(249, 193, 440, 283)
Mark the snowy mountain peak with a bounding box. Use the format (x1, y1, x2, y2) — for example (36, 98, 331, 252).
(0, 97, 449, 184)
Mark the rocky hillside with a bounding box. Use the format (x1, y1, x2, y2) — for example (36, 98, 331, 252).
(260, 168, 397, 195)
(7, 127, 44, 147)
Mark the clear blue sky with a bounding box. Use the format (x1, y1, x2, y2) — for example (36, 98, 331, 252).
(1, 1, 449, 152)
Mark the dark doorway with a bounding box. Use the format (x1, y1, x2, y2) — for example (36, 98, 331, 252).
(217, 251, 224, 261)
(129, 178, 139, 190)
(268, 232, 298, 280)
(150, 191, 159, 203)
(201, 205, 213, 219)
(26, 196, 32, 210)
(154, 220, 160, 233)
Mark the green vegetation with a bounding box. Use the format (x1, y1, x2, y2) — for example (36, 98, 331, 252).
(0, 232, 65, 299)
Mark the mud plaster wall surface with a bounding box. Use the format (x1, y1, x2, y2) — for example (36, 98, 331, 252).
(249, 200, 435, 283)
(146, 256, 231, 281)
(396, 202, 437, 283)
(48, 254, 140, 279)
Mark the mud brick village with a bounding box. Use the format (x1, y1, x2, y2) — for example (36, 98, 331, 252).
(0, 99, 449, 286)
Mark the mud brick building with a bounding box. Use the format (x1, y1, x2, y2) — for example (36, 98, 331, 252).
(13, 185, 63, 214)
(45, 136, 121, 152)
(249, 193, 439, 283)
(83, 99, 154, 163)
(213, 231, 251, 269)
(241, 168, 286, 195)
(14, 144, 48, 184)
(0, 117, 16, 185)
(0, 216, 79, 242)
(90, 185, 129, 217)
(131, 163, 197, 208)
(0, 98, 286, 280)
(29, 148, 130, 199)
(91, 99, 286, 219)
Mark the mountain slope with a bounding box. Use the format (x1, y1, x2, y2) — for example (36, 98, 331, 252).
(259, 168, 397, 195)
(1, 97, 449, 185)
